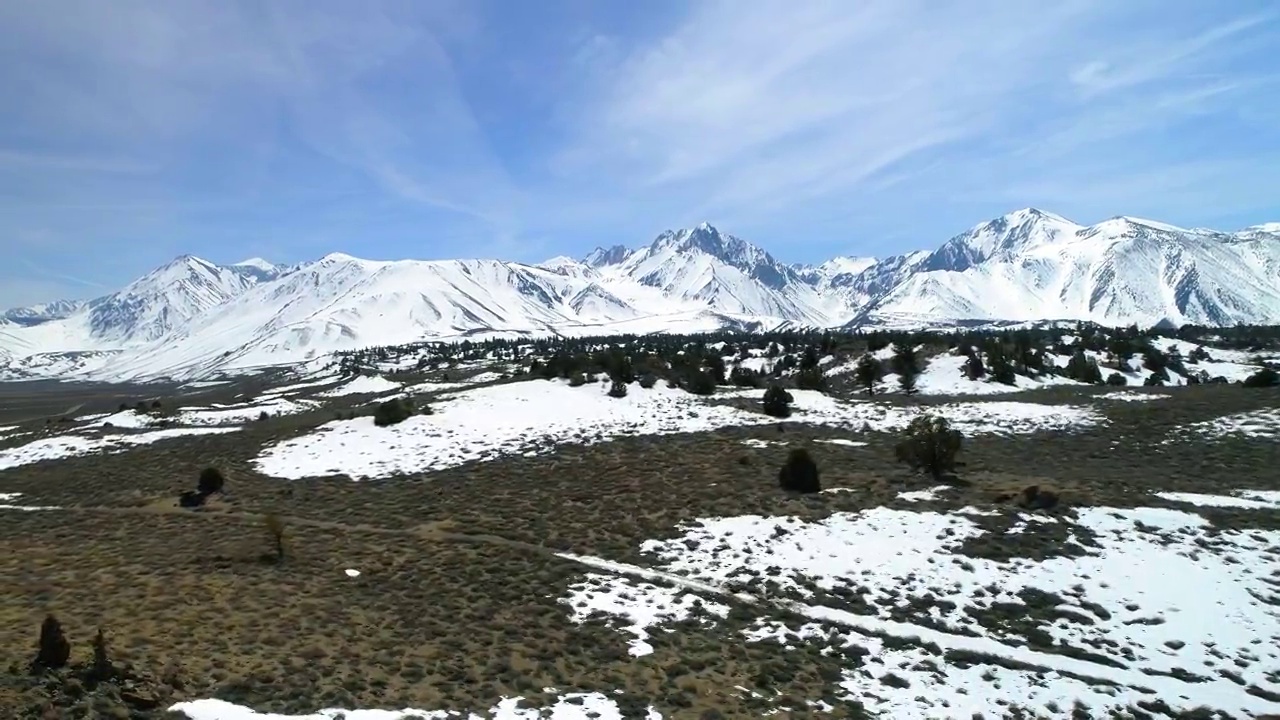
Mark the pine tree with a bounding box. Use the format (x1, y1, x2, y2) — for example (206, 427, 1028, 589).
(891, 342, 919, 395)
(854, 354, 881, 396)
(762, 385, 794, 418)
(964, 350, 986, 380)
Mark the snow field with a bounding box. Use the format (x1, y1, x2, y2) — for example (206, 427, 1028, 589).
(1172, 407, 1280, 441)
(560, 502, 1280, 717)
(0, 427, 241, 471)
(254, 380, 1105, 481)
(316, 375, 404, 397)
(172, 694, 662, 720)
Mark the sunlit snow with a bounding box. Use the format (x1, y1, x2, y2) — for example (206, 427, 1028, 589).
(171, 694, 663, 720)
(562, 505, 1280, 717)
(255, 380, 1104, 480)
(0, 427, 241, 471)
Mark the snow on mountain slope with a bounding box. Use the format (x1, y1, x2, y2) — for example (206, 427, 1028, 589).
(863, 213, 1280, 327)
(2, 210, 1278, 381)
(603, 223, 839, 326)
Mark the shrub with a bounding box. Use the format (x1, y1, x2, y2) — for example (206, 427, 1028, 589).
(762, 385, 793, 418)
(1105, 372, 1127, 386)
(258, 410, 270, 422)
(853, 354, 881, 395)
(778, 448, 821, 493)
(685, 371, 717, 396)
(197, 467, 226, 495)
(568, 372, 587, 388)
(1017, 484, 1060, 511)
(90, 627, 115, 681)
(894, 414, 963, 480)
(31, 615, 71, 673)
(638, 374, 657, 389)
(607, 379, 628, 398)
(263, 513, 286, 564)
(729, 366, 763, 388)
(373, 397, 413, 427)
(1243, 367, 1279, 388)
(179, 490, 206, 508)
(795, 366, 826, 392)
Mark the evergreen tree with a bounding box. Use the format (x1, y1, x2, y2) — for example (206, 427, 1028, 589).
(795, 366, 827, 392)
(964, 350, 986, 380)
(1065, 349, 1103, 384)
(762, 384, 793, 418)
(891, 342, 920, 395)
(986, 342, 1017, 385)
(854, 354, 881, 396)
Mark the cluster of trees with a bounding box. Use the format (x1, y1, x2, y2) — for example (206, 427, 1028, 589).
(332, 321, 1280, 394)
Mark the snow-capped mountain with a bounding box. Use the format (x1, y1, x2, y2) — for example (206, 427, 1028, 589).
(859, 211, 1280, 327)
(2, 212, 1278, 381)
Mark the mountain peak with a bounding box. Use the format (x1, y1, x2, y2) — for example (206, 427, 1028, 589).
(584, 244, 632, 268)
(1112, 216, 1187, 233)
(233, 257, 278, 271)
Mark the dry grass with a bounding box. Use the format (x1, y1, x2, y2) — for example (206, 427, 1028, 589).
(1, 380, 1277, 717)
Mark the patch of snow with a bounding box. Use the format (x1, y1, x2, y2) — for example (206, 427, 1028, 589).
(259, 376, 343, 397)
(82, 410, 157, 429)
(175, 398, 319, 425)
(258, 380, 1104, 481)
(897, 485, 951, 502)
(1096, 391, 1167, 402)
(171, 694, 663, 720)
(316, 375, 403, 397)
(607, 505, 1280, 716)
(0, 491, 59, 511)
(255, 380, 771, 480)
(562, 573, 729, 656)
(1175, 408, 1280, 440)
(344, 569, 361, 578)
(815, 438, 867, 447)
(0, 427, 241, 471)
(1156, 490, 1280, 510)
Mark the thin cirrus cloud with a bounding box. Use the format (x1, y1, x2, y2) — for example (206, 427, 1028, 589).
(0, 0, 1277, 308)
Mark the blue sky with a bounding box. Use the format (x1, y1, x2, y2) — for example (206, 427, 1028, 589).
(2, 0, 1279, 308)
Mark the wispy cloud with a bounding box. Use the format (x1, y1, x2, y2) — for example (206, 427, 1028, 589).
(0, 0, 1277, 307)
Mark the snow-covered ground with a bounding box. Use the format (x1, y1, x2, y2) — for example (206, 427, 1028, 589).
(0, 427, 240, 471)
(892, 352, 1084, 396)
(316, 375, 403, 397)
(1096, 390, 1168, 402)
(175, 397, 319, 426)
(82, 409, 158, 429)
(1157, 489, 1280, 510)
(255, 380, 1104, 480)
(1173, 407, 1280, 441)
(560, 501, 1280, 718)
(172, 694, 662, 720)
(259, 376, 343, 398)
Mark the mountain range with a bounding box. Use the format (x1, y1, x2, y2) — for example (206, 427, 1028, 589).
(3, 208, 1279, 381)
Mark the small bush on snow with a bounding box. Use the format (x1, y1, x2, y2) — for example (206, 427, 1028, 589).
(373, 397, 413, 427)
